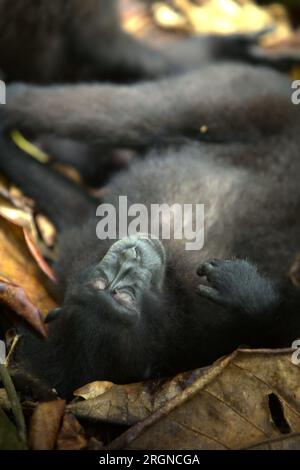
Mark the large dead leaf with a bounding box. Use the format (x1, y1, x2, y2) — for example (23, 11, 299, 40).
(69, 370, 205, 425)
(107, 349, 300, 450)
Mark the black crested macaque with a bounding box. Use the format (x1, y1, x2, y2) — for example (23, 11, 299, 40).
(0, 0, 272, 84)
(0, 64, 300, 399)
(0, 0, 295, 184)
(0, 1, 278, 185)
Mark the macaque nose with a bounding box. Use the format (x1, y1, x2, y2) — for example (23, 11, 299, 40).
(124, 246, 137, 260)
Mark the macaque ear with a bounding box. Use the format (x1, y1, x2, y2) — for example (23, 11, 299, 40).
(44, 308, 62, 324)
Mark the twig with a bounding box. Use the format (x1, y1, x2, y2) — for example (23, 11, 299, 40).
(5, 334, 20, 366)
(0, 339, 27, 444)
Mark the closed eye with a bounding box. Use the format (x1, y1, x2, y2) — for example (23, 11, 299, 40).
(88, 278, 108, 290)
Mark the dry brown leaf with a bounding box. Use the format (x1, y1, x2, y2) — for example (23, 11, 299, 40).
(69, 370, 205, 425)
(35, 214, 56, 248)
(29, 399, 65, 450)
(0, 203, 36, 234)
(0, 281, 46, 337)
(0, 183, 34, 213)
(121, 0, 156, 37)
(23, 229, 57, 284)
(120, 0, 179, 45)
(0, 217, 56, 322)
(153, 0, 292, 42)
(74, 381, 114, 400)
(0, 189, 57, 283)
(0, 181, 56, 334)
(56, 413, 87, 450)
(246, 432, 300, 450)
(107, 349, 300, 450)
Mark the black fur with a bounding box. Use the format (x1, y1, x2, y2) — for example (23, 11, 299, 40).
(0, 0, 172, 83)
(0, 64, 299, 399)
(0, 0, 274, 84)
(1, 63, 296, 146)
(0, 1, 284, 186)
(1, 0, 296, 187)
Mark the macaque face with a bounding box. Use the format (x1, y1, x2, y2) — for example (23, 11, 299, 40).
(62, 235, 167, 325)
